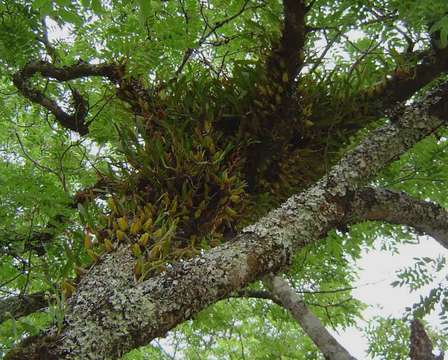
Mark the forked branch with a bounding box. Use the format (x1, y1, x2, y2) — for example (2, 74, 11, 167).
(12, 61, 125, 135)
(233, 279, 357, 360)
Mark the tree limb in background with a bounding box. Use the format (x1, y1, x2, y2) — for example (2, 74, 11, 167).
(266, 276, 357, 360)
(12, 60, 124, 135)
(286, 47, 448, 200)
(409, 319, 444, 360)
(349, 187, 448, 251)
(233, 282, 356, 359)
(359, 46, 448, 116)
(307, 8, 448, 126)
(0, 292, 47, 324)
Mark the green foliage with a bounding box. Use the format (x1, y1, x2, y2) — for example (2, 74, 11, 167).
(0, 312, 51, 358)
(379, 129, 448, 206)
(365, 317, 411, 360)
(365, 317, 448, 360)
(392, 256, 446, 291)
(0, 2, 41, 66)
(170, 298, 325, 360)
(388, 254, 448, 332)
(0, 0, 448, 358)
(389, 0, 448, 30)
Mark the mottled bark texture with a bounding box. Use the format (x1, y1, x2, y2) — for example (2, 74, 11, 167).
(410, 319, 444, 360)
(0, 292, 47, 323)
(349, 187, 448, 250)
(6, 82, 448, 359)
(267, 276, 357, 360)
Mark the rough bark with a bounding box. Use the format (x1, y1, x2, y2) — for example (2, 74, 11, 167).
(232, 289, 282, 305)
(0, 292, 47, 324)
(410, 319, 444, 360)
(350, 187, 448, 250)
(267, 276, 357, 360)
(6, 81, 448, 359)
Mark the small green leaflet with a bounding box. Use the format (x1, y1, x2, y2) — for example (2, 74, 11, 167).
(430, 15, 448, 48)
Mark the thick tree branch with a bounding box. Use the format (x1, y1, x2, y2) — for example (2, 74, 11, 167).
(14, 60, 123, 83)
(361, 47, 448, 114)
(6, 81, 448, 359)
(12, 61, 125, 135)
(266, 276, 357, 360)
(0, 292, 47, 324)
(306, 46, 448, 144)
(242, 0, 307, 190)
(349, 187, 448, 250)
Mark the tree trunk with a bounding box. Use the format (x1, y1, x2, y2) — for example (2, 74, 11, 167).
(6, 82, 448, 359)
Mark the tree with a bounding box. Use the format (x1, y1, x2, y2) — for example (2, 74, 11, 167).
(1, 0, 448, 358)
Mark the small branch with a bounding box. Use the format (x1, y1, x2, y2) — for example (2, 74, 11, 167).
(349, 187, 448, 251)
(0, 292, 47, 324)
(14, 132, 61, 181)
(308, 28, 344, 75)
(298, 286, 355, 295)
(230, 289, 282, 306)
(173, 0, 255, 78)
(266, 276, 357, 360)
(346, 36, 382, 81)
